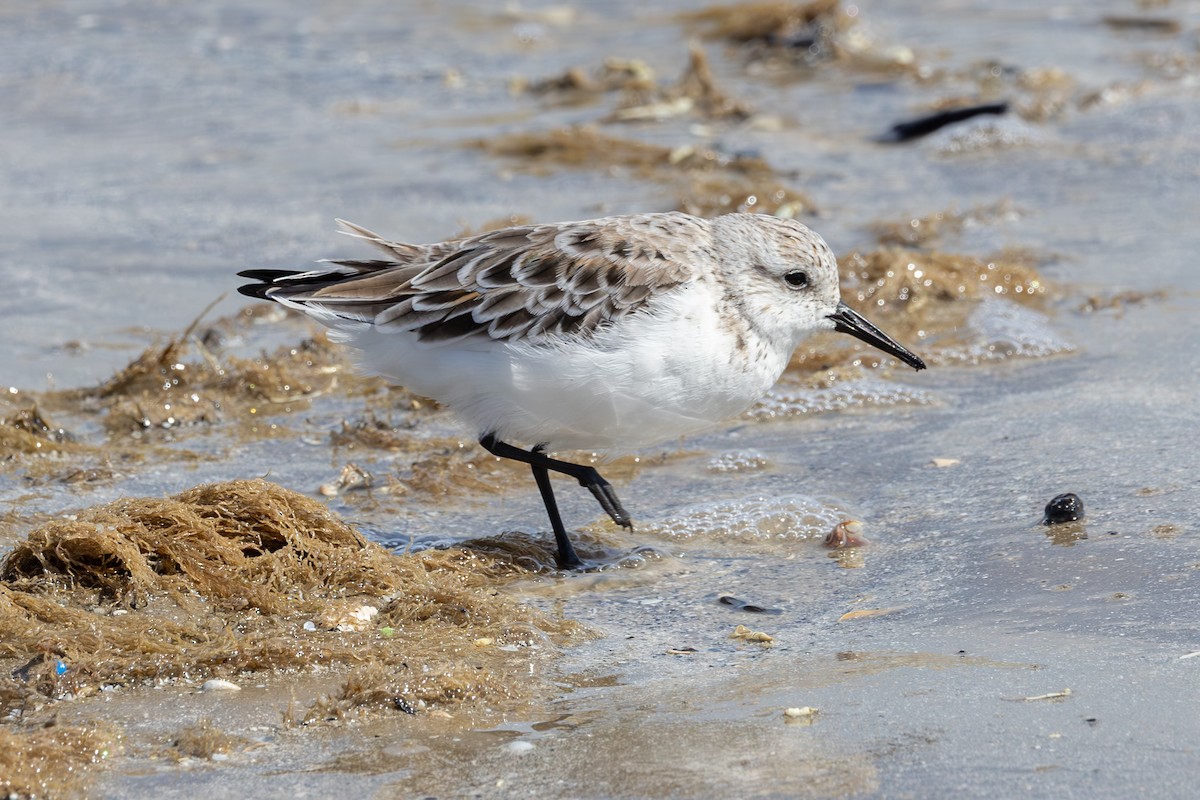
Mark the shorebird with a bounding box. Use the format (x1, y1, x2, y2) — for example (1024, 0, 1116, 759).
(239, 212, 925, 567)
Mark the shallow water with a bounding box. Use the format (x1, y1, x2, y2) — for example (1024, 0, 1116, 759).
(3, 0, 1200, 797)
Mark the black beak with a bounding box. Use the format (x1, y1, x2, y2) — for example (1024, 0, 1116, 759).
(827, 302, 926, 371)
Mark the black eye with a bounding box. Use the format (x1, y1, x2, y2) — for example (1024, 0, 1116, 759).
(784, 271, 809, 288)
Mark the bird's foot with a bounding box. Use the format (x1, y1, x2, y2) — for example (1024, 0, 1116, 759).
(583, 480, 633, 529)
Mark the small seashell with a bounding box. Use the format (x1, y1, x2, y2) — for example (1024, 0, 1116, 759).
(316, 601, 379, 632)
(730, 624, 774, 643)
(783, 706, 817, 719)
(824, 519, 868, 548)
(201, 679, 242, 693)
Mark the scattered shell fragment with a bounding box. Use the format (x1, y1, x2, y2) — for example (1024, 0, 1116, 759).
(316, 602, 380, 632)
(824, 519, 868, 548)
(474, 637, 495, 647)
(837, 607, 904, 622)
(730, 624, 775, 643)
(319, 462, 374, 497)
(931, 457, 960, 468)
(783, 706, 818, 719)
(667, 647, 700, 655)
(610, 96, 694, 122)
(1005, 688, 1072, 702)
(200, 679, 242, 693)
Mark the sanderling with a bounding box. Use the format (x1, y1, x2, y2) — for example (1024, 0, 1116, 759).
(239, 212, 925, 568)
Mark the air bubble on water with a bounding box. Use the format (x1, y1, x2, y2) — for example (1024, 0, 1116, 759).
(643, 495, 848, 542)
(939, 297, 1074, 364)
(706, 450, 769, 473)
(934, 117, 1044, 155)
(748, 380, 933, 421)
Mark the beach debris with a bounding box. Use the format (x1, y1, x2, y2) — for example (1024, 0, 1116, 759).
(200, 679, 241, 693)
(1005, 688, 1072, 702)
(1101, 15, 1180, 34)
(719, 595, 783, 614)
(1077, 289, 1168, 314)
(824, 519, 868, 548)
(1043, 493, 1085, 525)
(881, 102, 1009, 143)
(318, 463, 374, 497)
(730, 624, 775, 644)
(608, 45, 754, 122)
(683, 0, 843, 45)
(172, 720, 251, 761)
(930, 457, 961, 468)
(0, 479, 579, 725)
(783, 705, 818, 721)
(316, 602, 380, 632)
(515, 57, 655, 97)
(667, 647, 700, 655)
(474, 125, 814, 218)
(0, 722, 118, 800)
(837, 607, 903, 622)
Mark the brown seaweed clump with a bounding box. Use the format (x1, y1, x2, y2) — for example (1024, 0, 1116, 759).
(682, 0, 915, 75)
(0, 479, 579, 723)
(840, 247, 1047, 313)
(515, 57, 656, 100)
(171, 719, 253, 761)
(476, 125, 813, 217)
(683, 0, 844, 46)
(518, 47, 751, 122)
(0, 404, 77, 457)
(871, 201, 1019, 248)
(0, 721, 119, 799)
(26, 301, 390, 441)
(70, 328, 363, 434)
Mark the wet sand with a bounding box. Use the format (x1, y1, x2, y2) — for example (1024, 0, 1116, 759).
(3, 1, 1200, 797)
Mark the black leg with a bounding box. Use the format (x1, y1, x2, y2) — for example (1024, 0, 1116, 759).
(528, 461, 582, 569)
(479, 434, 632, 528)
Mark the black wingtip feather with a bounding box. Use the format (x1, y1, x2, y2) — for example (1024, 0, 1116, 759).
(238, 268, 303, 282)
(236, 283, 274, 300)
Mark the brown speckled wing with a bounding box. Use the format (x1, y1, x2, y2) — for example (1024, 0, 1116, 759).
(271, 213, 709, 344)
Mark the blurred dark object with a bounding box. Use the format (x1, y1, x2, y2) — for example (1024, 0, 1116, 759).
(882, 102, 1009, 143)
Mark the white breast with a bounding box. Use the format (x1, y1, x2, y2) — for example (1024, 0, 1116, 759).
(338, 282, 792, 453)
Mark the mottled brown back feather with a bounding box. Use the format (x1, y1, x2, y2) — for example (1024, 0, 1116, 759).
(251, 212, 713, 343)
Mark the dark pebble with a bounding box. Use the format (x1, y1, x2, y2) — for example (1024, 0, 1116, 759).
(881, 102, 1010, 143)
(718, 595, 782, 615)
(1044, 493, 1085, 525)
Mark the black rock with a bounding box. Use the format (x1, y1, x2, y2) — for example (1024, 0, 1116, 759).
(1044, 493, 1085, 525)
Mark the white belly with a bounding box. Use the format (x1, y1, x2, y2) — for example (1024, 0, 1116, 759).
(340, 284, 791, 453)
